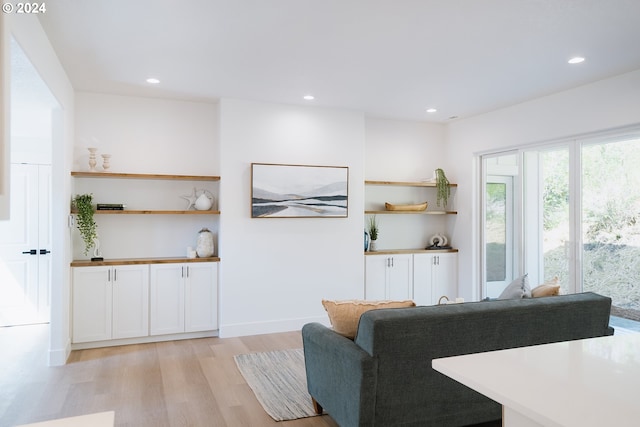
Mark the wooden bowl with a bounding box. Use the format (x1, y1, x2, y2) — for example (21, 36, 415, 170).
(385, 202, 428, 211)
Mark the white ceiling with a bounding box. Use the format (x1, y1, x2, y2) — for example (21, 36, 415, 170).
(37, 0, 640, 122)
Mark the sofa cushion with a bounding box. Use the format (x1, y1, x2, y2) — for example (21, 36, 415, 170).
(532, 277, 561, 297)
(322, 299, 416, 339)
(498, 274, 531, 299)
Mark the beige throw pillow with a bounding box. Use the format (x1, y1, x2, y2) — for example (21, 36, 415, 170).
(532, 277, 561, 297)
(322, 299, 416, 339)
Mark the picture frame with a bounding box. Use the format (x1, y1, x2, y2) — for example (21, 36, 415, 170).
(251, 163, 349, 218)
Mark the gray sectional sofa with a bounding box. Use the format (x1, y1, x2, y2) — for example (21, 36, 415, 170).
(302, 292, 614, 427)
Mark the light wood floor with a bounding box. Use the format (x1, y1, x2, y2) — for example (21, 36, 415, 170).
(0, 324, 338, 427)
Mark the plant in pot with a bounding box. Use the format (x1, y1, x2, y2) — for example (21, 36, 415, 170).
(72, 193, 98, 257)
(435, 168, 451, 208)
(368, 215, 379, 251)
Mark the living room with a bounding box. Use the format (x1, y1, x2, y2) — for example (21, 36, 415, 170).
(2, 2, 640, 426)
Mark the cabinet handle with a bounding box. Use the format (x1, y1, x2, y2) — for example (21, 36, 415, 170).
(114, 269, 117, 281)
(181, 266, 184, 278)
(108, 269, 110, 281)
(391, 257, 394, 267)
(186, 266, 190, 278)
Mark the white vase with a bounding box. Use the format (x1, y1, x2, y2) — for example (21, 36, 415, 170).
(196, 228, 215, 257)
(369, 239, 378, 252)
(194, 192, 213, 210)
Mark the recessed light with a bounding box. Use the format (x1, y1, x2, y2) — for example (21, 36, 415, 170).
(146, 77, 160, 84)
(426, 108, 437, 113)
(568, 57, 585, 64)
(303, 95, 315, 100)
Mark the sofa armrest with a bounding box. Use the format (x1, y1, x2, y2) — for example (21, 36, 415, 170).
(302, 323, 378, 427)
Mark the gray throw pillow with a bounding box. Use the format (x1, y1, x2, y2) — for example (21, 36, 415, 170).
(498, 274, 531, 299)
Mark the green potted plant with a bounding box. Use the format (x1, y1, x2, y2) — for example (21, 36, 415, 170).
(368, 215, 379, 251)
(435, 168, 451, 208)
(73, 193, 98, 256)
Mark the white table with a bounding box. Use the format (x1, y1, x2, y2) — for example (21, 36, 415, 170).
(433, 333, 640, 427)
(15, 411, 115, 427)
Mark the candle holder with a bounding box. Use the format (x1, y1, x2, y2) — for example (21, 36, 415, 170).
(88, 147, 98, 171)
(101, 154, 111, 172)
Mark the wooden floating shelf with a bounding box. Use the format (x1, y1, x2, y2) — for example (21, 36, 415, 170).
(71, 171, 220, 181)
(365, 210, 457, 215)
(365, 248, 459, 255)
(94, 210, 220, 215)
(365, 180, 457, 187)
(71, 256, 220, 267)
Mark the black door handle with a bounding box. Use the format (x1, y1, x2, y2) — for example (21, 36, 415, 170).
(40, 249, 51, 255)
(22, 249, 37, 255)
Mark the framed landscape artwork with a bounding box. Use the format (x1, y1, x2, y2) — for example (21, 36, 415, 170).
(251, 163, 349, 218)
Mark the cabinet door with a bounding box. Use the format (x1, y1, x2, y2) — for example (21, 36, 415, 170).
(150, 264, 185, 335)
(388, 255, 413, 301)
(365, 255, 388, 300)
(412, 254, 434, 306)
(112, 265, 149, 339)
(433, 253, 458, 303)
(185, 262, 218, 332)
(72, 266, 112, 343)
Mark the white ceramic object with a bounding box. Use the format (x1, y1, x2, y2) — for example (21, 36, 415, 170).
(194, 192, 213, 210)
(101, 154, 111, 171)
(196, 228, 214, 257)
(430, 233, 448, 247)
(88, 147, 98, 171)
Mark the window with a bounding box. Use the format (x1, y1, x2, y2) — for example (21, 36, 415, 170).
(480, 129, 640, 320)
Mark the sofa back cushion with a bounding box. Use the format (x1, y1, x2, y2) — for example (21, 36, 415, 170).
(353, 292, 612, 426)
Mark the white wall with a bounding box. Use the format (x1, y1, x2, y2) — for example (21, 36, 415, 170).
(6, 15, 75, 365)
(447, 69, 640, 302)
(364, 118, 450, 251)
(219, 98, 365, 336)
(73, 93, 219, 260)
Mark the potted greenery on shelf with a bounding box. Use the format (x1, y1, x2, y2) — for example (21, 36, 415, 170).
(368, 215, 379, 251)
(73, 193, 97, 256)
(435, 168, 451, 208)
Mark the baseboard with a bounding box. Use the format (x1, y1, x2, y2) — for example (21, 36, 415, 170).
(48, 337, 71, 366)
(219, 315, 329, 338)
(70, 330, 218, 350)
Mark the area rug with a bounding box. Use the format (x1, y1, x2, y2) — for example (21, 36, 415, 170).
(234, 348, 319, 421)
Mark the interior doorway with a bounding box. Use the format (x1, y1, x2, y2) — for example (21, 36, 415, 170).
(0, 37, 58, 327)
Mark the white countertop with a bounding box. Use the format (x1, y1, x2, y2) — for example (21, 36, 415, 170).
(433, 333, 640, 427)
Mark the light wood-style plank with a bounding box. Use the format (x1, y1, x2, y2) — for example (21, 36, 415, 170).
(0, 325, 338, 427)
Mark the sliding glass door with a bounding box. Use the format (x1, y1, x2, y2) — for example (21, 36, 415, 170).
(582, 136, 640, 318)
(481, 130, 640, 320)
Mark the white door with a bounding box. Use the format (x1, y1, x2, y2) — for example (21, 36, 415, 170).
(413, 253, 434, 305)
(185, 262, 217, 332)
(112, 265, 149, 339)
(365, 255, 389, 300)
(388, 255, 413, 300)
(0, 164, 51, 326)
(150, 263, 185, 335)
(72, 266, 112, 343)
(432, 253, 458, 302)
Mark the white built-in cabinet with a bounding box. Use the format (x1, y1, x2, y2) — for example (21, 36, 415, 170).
(72, 264, 149, 343)
(364, 179, 458, 304)
(365, 252, 458, 305)
(71, 260, 218, 348)
(70, 171, 220, 349)
(364, 254, 413, 300)
(150, 262, 218, 335)
(413, 252, 458, 305)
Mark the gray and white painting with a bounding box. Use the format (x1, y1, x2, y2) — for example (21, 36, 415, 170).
(251, 163, 348, 217)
